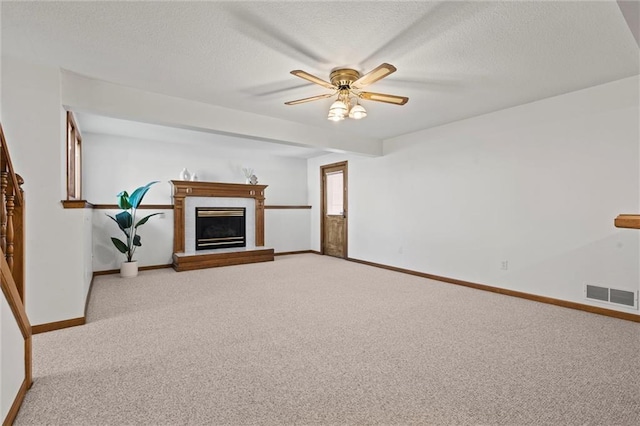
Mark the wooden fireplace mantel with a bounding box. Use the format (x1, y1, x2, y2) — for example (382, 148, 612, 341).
(170, 180, 268, 253)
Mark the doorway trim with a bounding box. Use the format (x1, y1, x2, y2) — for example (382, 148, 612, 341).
(320, 161, 348, 258)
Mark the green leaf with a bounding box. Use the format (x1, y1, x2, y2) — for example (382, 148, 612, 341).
(107, 214, 128, 236)
(117, 191, 132, 210)
(111, 237, 128, 254)
(128, 181, 158, 209)
(133, 235, 141, 246)
(115, 211, 133, 229)
(135, 212, 161, 228)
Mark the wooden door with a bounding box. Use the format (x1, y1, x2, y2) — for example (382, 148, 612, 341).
(321, 162, 347, 258)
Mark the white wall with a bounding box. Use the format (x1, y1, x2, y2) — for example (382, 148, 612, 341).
(265, 209, 311, 253)
(1, 56, 92, 325)
(83, 133, 308, 204)
(84, 133, 311, 270)
(1, 297, 25, 421)
(308, 76, 640, 313)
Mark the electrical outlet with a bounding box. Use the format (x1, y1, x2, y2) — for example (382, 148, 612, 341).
(501, 260, 509, 270)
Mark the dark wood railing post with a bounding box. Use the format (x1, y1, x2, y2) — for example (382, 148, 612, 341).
(1, 171, 7, 254)
(6, 191, 15, 272)
(14, 174, 25, 302)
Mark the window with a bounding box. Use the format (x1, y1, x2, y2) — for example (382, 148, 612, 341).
(66, 111, 82, 200)
(325, 171, 344, 215)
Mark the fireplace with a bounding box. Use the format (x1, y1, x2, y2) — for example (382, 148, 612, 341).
(195, 207, 246, 250)
(171, 181, 273, 271)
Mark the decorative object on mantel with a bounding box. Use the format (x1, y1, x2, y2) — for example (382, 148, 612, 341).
(242, 167, 254, 184)
(179, 168, 191, 181)
(190, 172, 198, 182)
(107, 181, 160, 278)
(249, 174, 258, 185)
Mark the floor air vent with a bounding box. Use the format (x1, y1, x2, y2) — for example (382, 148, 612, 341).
(585, 285, 638, 309)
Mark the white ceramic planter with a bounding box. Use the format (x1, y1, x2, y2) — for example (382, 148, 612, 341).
(120, 261, 139, 278)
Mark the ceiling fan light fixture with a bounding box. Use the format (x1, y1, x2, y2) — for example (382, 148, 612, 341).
(286, 63, 407, 121)
(328, 99, 348, 121)
(349, 104, 367, 120)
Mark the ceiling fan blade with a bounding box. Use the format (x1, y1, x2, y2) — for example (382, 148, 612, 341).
(360, 91, 409, 105)
(351, 63, 397, 89)
(290, 70, 335, 89)
(285, 93, 334, 105)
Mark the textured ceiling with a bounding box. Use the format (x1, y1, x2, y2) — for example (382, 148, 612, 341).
(2, 1, 639, 150)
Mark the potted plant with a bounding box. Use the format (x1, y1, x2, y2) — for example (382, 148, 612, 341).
(107, 181, 160, 277)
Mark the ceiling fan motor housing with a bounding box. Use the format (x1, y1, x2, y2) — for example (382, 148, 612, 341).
(330, 68, 361, 88)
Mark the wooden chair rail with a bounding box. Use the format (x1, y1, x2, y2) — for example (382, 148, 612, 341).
(65, 203, 313, 210)
(614, 214, 640, 229)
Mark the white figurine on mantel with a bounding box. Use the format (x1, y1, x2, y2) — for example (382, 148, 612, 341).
(249, 174, 258, 185)
(179, 168, 191, 181)
(242, 167, 254, 184)
(190, 172, 198, 181)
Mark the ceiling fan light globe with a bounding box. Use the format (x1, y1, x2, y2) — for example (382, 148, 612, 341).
(349, 104, 367, 119)
(328, 100, 347, 114)
(327, 112, 345, 121)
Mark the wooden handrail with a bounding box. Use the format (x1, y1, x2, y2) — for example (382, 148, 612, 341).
(0, 255, 30, 338)
(0, 123, 25, 301)
(1, 252, 32, 426)
(0, 122, 30, 426)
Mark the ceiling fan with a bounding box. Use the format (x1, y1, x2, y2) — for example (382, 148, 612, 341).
(285, 63, 409, 121)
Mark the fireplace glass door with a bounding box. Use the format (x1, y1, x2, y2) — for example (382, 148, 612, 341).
(195, 207, 246, 250)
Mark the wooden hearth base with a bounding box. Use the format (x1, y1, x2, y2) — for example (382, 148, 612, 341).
(172, 248, 275, 272)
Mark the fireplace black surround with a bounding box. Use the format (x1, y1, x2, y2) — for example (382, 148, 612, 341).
(195, 207, 246, 250)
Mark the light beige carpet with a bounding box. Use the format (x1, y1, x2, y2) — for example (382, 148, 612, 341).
(14, 254, 640, 425)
